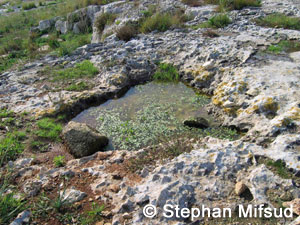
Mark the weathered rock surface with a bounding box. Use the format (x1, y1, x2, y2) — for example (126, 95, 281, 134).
(62, 121, 109, 158)
(60, 188, 87, 204)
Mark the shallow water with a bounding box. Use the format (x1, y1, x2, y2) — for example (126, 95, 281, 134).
(73, 82, 237, 150)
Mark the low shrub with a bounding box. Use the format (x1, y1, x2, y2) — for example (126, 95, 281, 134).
(140, 13, 178, 33)
(116, 24, 137, 41)
(255, 13, 300, 30)
(153, 63, 180, 82)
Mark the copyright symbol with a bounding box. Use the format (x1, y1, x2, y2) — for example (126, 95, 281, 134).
(143, 204, 157, 218)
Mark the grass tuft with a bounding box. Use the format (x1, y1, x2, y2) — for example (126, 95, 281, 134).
(153, 63, 180, 82)
(0, 134, 24, 166)
(255, 13, 300, 31)
(53, 155, 65, 167)
(266, 160, 290, 179)
(35, 118, 62, 141)
(52, 60, 98, 82)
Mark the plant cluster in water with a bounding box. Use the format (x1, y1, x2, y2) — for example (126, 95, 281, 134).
(74, 82, 239, 150)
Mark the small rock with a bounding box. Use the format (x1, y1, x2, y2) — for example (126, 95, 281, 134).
(235, 181, 248, 196)
(109, 184, 120, 193)
(283, 199, 300, 215)
(122, 212, 132, 220)
(61, 188, 87, 204)
(10, 210, 31, 225)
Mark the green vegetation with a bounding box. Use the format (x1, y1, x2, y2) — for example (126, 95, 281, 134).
(22, 2, 37, 10)
(0, 0, 100, 73)
(66, 81, 89, 91)
(267, 40, 300, 54)
(35, 118, 62, 141)
(255, 13, 300, 30)
(94, 13, 117, 34)
(204, 13, 232, 28)
(191, 14, 231, 29)
(95, 82, 238, 150)
(140, 10, 190, 33)
(0, 188, 26, 224)
(52, 60, 98, 82)
(218, 0, 261, 12)
(53, 155, 65, 167)
(0, 133, 24, 167)
(55, 33, 92, 57)
(80, 203, 104, 225)
(153, 63, 180, 82)
(266, 160, 291, 179)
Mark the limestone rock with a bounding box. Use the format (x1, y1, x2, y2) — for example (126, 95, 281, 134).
(60, 188, 87, 204)
(283, 199, 300, 216)
(10, 210, 31, 225)
(63, 121, 109, 158)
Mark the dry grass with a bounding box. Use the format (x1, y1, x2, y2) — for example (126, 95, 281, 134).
(116, 24, 137, 41)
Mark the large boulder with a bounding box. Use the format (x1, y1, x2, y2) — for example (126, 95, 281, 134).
(62, 121, 109, 158)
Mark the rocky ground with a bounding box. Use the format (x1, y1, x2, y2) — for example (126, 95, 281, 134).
(1, 0, 300, 224)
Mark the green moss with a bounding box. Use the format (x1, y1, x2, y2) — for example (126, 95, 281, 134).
(153, 63, 180, 82)
(256, 13, 300, 30)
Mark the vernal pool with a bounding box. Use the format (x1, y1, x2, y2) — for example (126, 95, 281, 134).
(73, 82, 238, 150)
